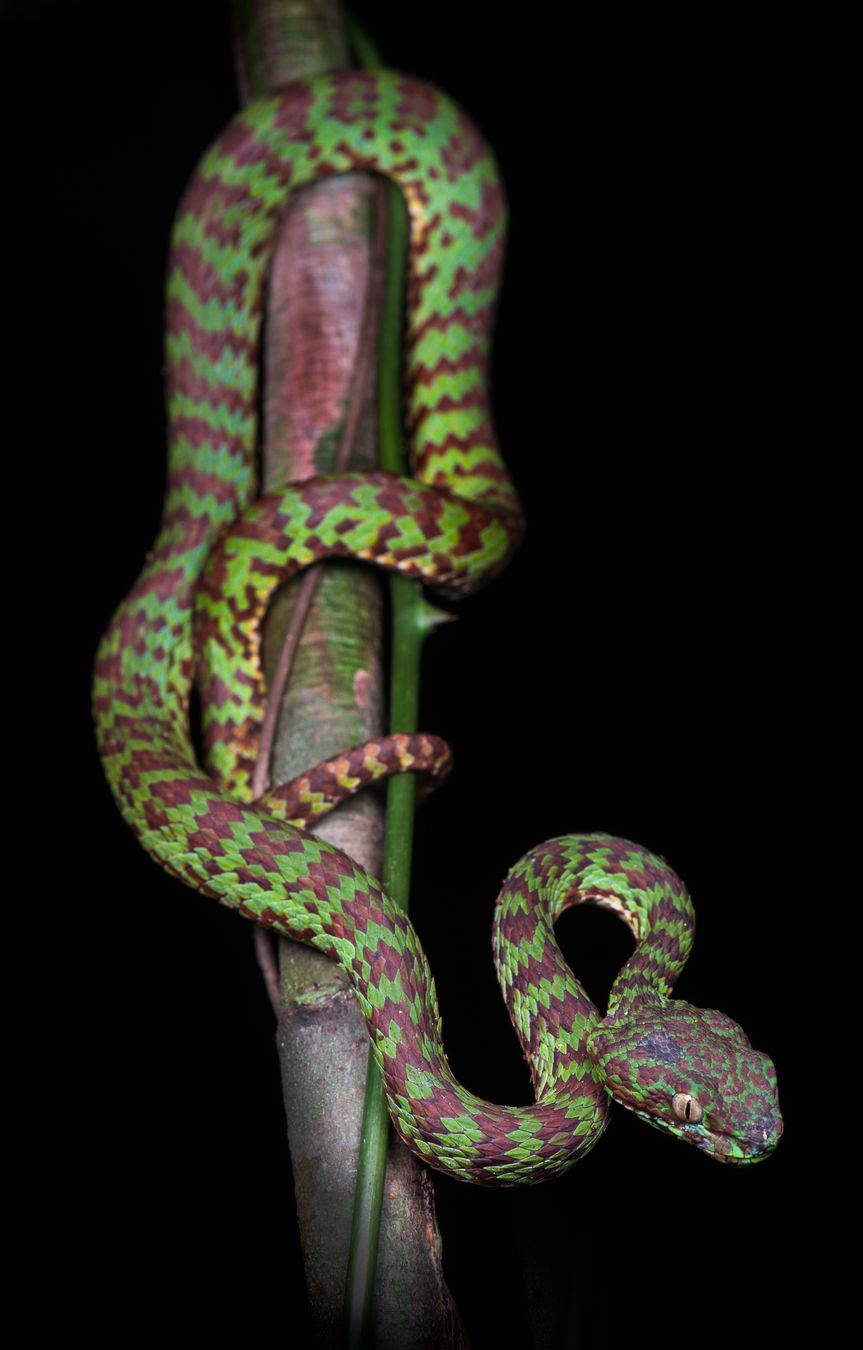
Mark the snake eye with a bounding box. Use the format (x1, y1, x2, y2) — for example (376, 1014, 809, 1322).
(672, 1092, 703, 1124)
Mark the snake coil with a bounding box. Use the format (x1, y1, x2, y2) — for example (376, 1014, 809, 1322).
(94, 71, 781, 1183)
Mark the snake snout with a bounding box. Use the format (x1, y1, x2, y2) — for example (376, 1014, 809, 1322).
(750, 1107, 784, 1149)
(714, 1103, 783, 1163)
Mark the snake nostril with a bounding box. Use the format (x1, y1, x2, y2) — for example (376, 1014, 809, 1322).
(753, 1112, 783, 1146)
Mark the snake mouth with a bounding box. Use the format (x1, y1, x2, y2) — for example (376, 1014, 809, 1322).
(626, 1102, 784, 1163)
(700, 1138, 779, 1165)
(695, 1114, 784, 1165)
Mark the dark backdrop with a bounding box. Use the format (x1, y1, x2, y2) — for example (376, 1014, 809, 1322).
(9, 2, 848, 1346)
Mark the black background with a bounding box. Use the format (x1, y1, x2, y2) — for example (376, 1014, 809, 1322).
(8, 2, 849, 1347)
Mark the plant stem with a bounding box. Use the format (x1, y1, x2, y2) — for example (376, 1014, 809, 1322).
(343, 25, 453, 1344)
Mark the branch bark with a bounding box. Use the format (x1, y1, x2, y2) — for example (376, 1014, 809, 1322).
(230, 2, 467, 1344)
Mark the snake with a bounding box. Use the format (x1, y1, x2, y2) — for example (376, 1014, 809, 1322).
(93, 70, 782, 1184)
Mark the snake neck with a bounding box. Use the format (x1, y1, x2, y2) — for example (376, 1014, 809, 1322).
(602, 896, 695, 1024)
(491, 833, 694, 1091)
(495, 834, 695, 1035)
(605, 974, 674, 1022)
(600, 865, 695, 1023)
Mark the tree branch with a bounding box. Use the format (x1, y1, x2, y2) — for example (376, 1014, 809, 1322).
(230, 2, 467, 1344)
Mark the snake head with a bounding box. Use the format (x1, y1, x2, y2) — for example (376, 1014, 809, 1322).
(587, 1000, 782, 1163)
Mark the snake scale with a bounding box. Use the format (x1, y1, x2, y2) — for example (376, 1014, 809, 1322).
(93, 70, 782, 1184)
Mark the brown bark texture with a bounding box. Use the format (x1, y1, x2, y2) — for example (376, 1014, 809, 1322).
(230, 2, 467, 1345)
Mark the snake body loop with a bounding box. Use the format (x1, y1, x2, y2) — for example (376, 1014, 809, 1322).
(94, 71, 781, 1183)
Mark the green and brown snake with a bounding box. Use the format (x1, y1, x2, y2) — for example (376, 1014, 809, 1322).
(94, 70, 782, 1184)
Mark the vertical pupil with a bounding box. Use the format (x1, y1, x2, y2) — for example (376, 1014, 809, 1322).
(684, 1099, 691, 1121)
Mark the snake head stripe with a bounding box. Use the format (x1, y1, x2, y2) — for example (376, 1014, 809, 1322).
(587, 1001, 783, 1163)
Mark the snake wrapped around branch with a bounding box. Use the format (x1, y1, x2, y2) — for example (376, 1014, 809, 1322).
(93, 70, 782, 1184)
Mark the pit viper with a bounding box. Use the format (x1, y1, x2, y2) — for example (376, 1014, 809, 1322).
(93, 70, 782, 1183)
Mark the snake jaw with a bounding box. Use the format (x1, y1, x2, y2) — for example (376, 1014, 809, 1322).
(604, 1087, 783, 1165)
(691, 1112, 784, 1165)
(681, 1109, 783, 1164)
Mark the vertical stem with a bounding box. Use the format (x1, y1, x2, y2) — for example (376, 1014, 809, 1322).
(343, 48, 452, 1336)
